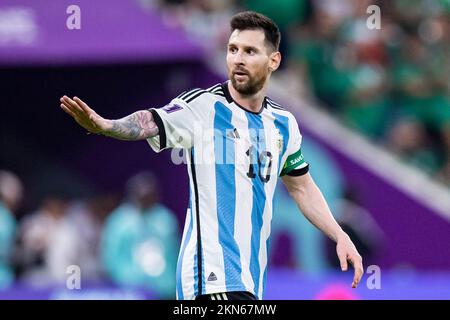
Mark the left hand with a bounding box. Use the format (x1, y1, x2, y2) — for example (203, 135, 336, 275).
(336, 233, 364, 288)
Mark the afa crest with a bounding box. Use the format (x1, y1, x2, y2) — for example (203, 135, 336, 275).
(273, 129, 283, 153)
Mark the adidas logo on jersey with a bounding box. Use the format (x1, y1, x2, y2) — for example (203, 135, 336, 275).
(226, 128, 240, 140)
(207, 272, 217, 281)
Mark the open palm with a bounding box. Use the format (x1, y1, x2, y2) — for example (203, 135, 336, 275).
(60, 96, 106, 134)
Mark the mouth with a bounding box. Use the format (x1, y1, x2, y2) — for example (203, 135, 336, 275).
(233, 69, 249, 76)
(233, 70, 249, 81)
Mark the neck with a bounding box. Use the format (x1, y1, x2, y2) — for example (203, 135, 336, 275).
(227, 81, 268, 113)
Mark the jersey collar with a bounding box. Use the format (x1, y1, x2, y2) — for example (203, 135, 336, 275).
(221, 81, 267, 115)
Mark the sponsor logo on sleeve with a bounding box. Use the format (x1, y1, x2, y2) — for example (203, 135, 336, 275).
(163, 103, 183, 113)
(289, 154, 304, 166)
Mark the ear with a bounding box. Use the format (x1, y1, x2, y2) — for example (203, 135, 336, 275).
(268, 51, 281, 72)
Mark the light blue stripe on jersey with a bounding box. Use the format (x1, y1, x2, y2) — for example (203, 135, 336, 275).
(176, 188, 193, 300)
(272, 113, 290, 175)
(245, 112, 267, 298)
(193, 246, 199, 296)
(213, 101, 243, 291)
(193, 242, 205, 296)
(261, 237, 270, 299)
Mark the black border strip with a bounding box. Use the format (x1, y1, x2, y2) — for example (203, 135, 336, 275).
(267, 100, 285, 110)
(207, 84, 222, 92)
(149, 109, 166, 150)
(185, 90, 207, 103)
(190, 148, 203, 296)
(180, 88, 201, 100)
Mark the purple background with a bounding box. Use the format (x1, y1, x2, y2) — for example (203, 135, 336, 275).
(0, 0, 201, 66)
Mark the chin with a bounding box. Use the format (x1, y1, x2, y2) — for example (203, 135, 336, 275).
(233, 81, 261, 96)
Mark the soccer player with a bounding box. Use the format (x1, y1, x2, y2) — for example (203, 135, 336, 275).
(60, 11, 363, 300)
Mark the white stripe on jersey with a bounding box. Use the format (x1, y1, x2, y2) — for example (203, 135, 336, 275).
(176, 207, 189, 300)
(179, 158, 199, 299)
(178, 207, 196, 300)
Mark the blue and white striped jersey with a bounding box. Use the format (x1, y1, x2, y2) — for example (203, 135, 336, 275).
(147, 81, 309, 300)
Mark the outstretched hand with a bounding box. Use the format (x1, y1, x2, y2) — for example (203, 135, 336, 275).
(60, 96, 107, 134)
(336, 233, 364, 288)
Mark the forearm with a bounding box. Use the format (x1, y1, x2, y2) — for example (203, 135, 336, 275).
(283, 174, 363, 287)
(287, 176, 345, 243)
(102, 110, 159, 141)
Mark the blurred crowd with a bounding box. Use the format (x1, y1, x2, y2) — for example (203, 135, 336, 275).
(0, 170, 179, 299)
(147, 0, 450, 187)
(0, 167, 383, 297)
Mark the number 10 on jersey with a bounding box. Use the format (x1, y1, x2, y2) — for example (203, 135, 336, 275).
(246, 146, 273, 183)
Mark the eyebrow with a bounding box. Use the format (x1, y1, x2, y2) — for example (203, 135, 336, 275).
(228, 43, 260, 51)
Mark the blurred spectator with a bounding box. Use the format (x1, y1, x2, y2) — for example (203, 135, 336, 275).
(157, 0, 239, 55)
(64, 194, 120, 282)
(387, 117, 440, 174)
(13, 180, 119, 286)
(0, 170, 23, 289)
(435, 160, 450, 186)
(100, 171, 179, 299)
(279, 0, 450, 186)
(15, 194, 80, 286)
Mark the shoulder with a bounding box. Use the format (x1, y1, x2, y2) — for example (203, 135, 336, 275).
(175, 83, 225, 105)
(265, 96, 296, 119)
(265, 97, 302, 132)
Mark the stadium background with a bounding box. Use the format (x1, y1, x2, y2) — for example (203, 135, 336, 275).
(0, 0, 450, 299)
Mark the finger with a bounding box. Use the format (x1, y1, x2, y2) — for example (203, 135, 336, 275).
(61, 97, 82, 114)
(60, 104, 76, 118)
(63, 96, 84, 114)
(73, 97, 93, 113)
(351, 259, 364, 288)
(60, 98, 77, 112)
(352, 269, 363, 288)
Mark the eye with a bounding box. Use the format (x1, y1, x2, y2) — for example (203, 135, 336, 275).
(247, 48, 256, 55)
(229, 46, 237, 54)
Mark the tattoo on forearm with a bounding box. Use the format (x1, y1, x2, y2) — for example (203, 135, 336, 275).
(105, 110, 159, 140)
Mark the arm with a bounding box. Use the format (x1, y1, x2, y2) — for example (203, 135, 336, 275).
(282, 172, 364, 288)
(60, 96, 158, 140)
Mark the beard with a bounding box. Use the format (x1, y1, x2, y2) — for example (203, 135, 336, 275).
(230, 69, 268, 96)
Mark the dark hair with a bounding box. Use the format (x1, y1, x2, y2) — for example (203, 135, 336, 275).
(230, 11, 280, 52)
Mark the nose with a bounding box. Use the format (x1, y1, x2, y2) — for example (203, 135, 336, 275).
(233, 50, 245, 66)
